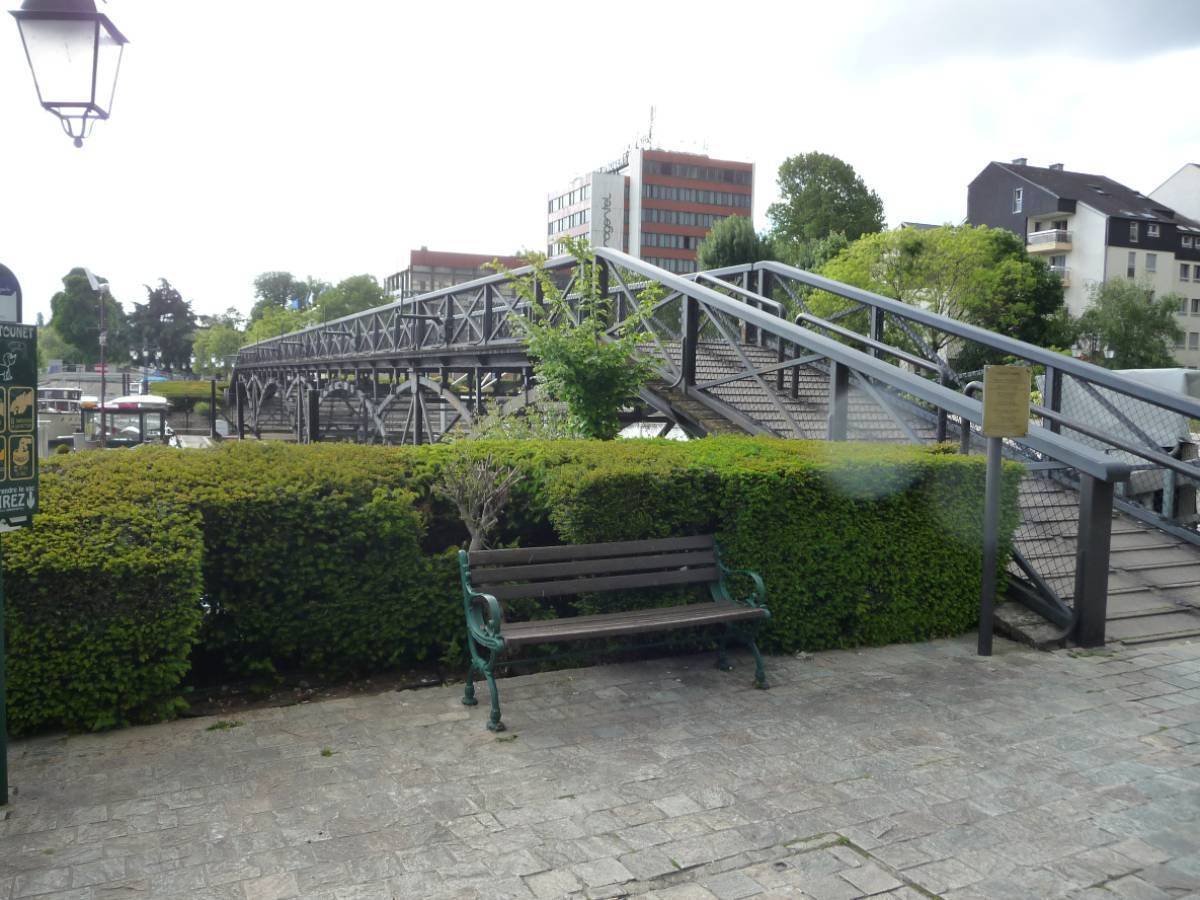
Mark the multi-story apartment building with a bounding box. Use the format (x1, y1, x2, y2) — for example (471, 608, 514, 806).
(384, 248, 525, 300)
(968, 159, 1200, 368)
(547, 148, 754, 275)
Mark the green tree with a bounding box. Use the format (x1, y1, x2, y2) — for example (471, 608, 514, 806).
(816, 225, 1074, 364)
(768, 152, 885, 250)
(242, 305, 312, 346)
(1076, 280, 1183, 369)
(501, 237, 656, 439)
(48, 267, 130, 364)
(250, 271, 305, 322)
(191, 323, 244, 375)
(36, 324, 81, 369)
(697, 214, 777, 270)
(128, 279, 198, 370)
(314, 275, 386, 321)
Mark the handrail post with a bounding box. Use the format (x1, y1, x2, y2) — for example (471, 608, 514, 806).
(1073, 474, 1116, 647)
(1045, 365, 1063, 435)
(827, 361, 849, 441)
(482, 284, 493, 345)
(869, 307, 885, 359)
(443, 295, 454, 346)
(936, 370, 950, 442)
(682, 295, 699, 388)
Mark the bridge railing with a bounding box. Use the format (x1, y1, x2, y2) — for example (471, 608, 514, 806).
(740, 260, 1200, 545)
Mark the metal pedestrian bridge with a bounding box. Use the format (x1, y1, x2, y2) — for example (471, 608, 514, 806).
(233, 249, 1200, 649)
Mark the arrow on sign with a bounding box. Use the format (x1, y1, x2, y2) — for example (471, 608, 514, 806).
(26, 489, 34, 509)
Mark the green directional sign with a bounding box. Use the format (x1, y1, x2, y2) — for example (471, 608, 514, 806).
(0, 324, 37, 523)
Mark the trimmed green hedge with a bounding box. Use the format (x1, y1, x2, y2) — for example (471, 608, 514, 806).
(3, 505, 203, 734)
(8, 438, 1021, 734)
(148, 380, 228, 411)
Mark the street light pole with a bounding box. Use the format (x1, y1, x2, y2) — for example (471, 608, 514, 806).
(84, 269, 107, 447)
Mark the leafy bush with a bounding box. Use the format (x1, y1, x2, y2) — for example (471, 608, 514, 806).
(3, 503, 203, 734)
(193, 400, 211, 418)
(9, 437, 1019, 732)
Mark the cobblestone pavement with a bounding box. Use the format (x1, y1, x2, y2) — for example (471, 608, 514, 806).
(4, 636, 1200, 900)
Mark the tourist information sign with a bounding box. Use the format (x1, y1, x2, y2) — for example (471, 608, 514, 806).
(0, 322, 35, 805)
(978, 365, 1031, 657)
(0, 324, 38, 522)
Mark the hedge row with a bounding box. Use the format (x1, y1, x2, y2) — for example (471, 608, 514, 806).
(6, 438, 1021, 734)
(148, 380, 229, 411)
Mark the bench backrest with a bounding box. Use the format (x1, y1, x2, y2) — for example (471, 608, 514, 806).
(467, 535, 719, 602)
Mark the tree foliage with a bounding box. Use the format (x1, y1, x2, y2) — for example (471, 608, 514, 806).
(249, 271, 325, 322)
(191, 324, 244, 374)
(767, 152, 885, 249)
(314, 274, 386, 321)
(128, 279, 197, 370)
(48, 267, 130, 364)
(815, 225, 1074, 364)
(697, 214, 777, 270)
(502, 237, 656, 439)
(1077, 279, 1183, 369)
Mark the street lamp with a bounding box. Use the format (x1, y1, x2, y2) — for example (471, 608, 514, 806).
(9, 0, 129, 148)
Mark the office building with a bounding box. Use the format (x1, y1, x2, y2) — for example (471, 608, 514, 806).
(547, 148, 754, 274)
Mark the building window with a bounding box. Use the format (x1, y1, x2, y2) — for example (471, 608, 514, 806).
(1013, 188, 1023, 213)
(1177, 333, 1187, 348)
(1130, 222, 1139, 242)
(1191, 333, 1200, 351)
(1127, 251, 1136, 278)
(1148, 224, 1160, 238)
(1054, 219, 1068, 231)
(1195, 265, 1200, 280)
(1180, 297, 1189, 315)
(1183, 264, 1192, 281)
(1146, 253, 1157, 273)
(1184, 235, 1195, 248)
(1193, 298, 1200, 315)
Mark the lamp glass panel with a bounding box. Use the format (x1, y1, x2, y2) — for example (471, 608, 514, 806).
(93, 24, 123, 113)
(16, 18, 98, 106)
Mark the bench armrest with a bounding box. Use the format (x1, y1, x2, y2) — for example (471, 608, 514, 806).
(459, 549, 505, 648)
(721, 565, 767, 609)
(466, 587, 504, 639)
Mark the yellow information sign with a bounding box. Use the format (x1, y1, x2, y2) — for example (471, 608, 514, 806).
(982, 365, 1031, 438)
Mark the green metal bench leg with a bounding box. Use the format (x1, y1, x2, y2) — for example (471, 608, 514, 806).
(483, 666, 505, 732)
(716, 626, 734, 672)
(462, 661, 478, 707)
(747, 636, 769, 690)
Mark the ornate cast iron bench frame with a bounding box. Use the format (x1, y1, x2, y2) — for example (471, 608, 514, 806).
(458, 534, 770, 731)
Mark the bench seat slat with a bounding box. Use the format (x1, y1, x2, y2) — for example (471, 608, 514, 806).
(487, 566, 720, 601)
(469, 534, 714, 566)
(471, 550, 717, 585)
(503, 601, 767, 646)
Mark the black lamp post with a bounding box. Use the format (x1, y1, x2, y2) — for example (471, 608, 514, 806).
(10, 0, 129, 148)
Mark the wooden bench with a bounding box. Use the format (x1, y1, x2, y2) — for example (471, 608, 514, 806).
(458, 534, 770, 731)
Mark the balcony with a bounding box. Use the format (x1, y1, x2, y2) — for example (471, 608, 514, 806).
(1027, 229, 1072, 252)
(1048, 264, 1071, 287)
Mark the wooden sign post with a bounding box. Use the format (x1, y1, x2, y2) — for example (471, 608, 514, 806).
(978, 365, 1030, 656)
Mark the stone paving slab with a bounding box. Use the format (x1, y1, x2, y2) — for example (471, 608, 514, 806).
(3, 636, 1200, 899)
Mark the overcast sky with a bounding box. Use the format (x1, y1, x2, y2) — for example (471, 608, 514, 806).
(2, 0, 1198, 327)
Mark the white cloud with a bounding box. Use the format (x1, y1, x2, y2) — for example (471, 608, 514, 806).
(1, 0, 1196, 333)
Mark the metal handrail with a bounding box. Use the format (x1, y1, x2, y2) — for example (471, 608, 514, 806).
(753, 260, 1200, 422)
(1027, 229, 1072, 244)
(595, 249, 1128, 483)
